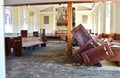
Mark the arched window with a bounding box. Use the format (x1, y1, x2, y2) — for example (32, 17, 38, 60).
(23, 10, 28, 30)
(5, 7, 13, 33)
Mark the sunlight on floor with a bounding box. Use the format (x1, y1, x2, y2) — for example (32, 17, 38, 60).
(95, 60, 120, 71)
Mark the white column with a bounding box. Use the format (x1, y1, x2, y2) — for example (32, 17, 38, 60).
(93, 13, 96, 33)
(74, 7, 79, 27)
(101, 3, 106, 33)
(0, 0, 6, 78)
(98, 5, 101, 34)
(53, 6, 56, 35)
(18, 7, 21, 33)
(74, 11, 79, 27)
(110, 2, 116, 33)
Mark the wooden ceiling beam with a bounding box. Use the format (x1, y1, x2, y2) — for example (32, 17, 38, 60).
(4, 1, 96, 6)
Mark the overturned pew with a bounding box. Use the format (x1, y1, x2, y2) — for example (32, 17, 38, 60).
(71, 24, 114, 66)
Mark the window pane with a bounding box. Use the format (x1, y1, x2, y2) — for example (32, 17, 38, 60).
(106, 2, 111, 33)
(34, 14, 38, 31)
(5, 7, 13, 33)
(23, 10, 28, 30)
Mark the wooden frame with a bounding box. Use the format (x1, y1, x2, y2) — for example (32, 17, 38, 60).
(82, 43, 114, 66)
(71, 24, 92, 47)
(82, 15, 88, 24)
(13, 36, 22, 56)
(33, 31, 39, 37)
(21, 30, 28, 37)
(44, 16, 49, 24)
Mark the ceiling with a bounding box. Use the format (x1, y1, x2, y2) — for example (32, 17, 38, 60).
(31, 3, 95, 11)
(4, 0, 99, 11)
(76, 3, 95, 9)
(4, 0, 98, 6)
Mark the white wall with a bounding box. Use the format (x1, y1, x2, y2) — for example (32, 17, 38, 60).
(92, 2, 106, 34)
(11, 6, 41, 34)
(0, 0, 6, 78)
(92, 2, 120, 34)
(7, 6, 57, 35)
(8, 2, 120, 35)
(28, 7, 41, 33)
(40, 12, 55, 35)
(110, 2, 116, 33)
(115, 2, 120, 33)
(75, 11, 93, 30)
(12, 7, 18, 33)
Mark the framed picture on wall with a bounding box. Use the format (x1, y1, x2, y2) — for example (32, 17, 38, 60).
(82, 15, 88, 24)
(44, 16, 49, 24)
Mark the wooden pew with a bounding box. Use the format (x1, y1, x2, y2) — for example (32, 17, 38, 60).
(71, 24, 114, 66)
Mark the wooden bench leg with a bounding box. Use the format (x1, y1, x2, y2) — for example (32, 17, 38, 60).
(93, 62, 102, 67)
(41, 43, 46, 47)
(117, 62, 120, 66)
(28, 47, 30, 50)
(73, 53, 84, 65)
(33, 46, 35, 50)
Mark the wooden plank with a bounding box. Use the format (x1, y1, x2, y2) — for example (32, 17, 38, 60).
(82, 43, 114, 66)
(67, 2, 72, 56)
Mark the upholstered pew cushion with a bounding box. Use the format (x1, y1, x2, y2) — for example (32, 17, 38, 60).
(22, 37, 44, 47)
